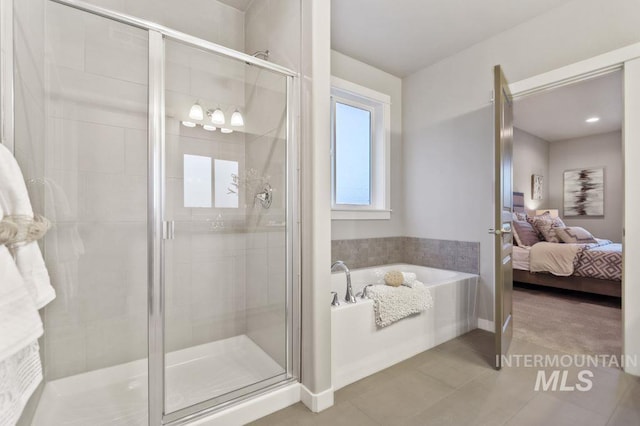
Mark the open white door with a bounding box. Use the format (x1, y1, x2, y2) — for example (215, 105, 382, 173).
(493, 65, 514, 369)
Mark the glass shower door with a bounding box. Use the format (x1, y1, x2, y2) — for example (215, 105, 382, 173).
(13, 1, 151, 424)
(162, 37, 291, 416)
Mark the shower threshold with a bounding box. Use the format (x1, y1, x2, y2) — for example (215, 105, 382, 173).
(32, 335, 285, 425)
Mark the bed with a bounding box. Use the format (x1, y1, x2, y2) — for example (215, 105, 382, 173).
(511, 192, 622, 297)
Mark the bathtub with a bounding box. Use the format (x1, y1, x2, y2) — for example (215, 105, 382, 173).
(331, 264, 478, 390)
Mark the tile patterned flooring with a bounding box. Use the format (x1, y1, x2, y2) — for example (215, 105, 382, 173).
(249, 330, 640, 425)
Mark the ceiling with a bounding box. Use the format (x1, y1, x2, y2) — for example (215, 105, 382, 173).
(514, 70, 622, 142)
(331, 0, 575, 77)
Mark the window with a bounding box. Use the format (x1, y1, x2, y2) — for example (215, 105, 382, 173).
(184, 154, 212, 208)
(331, 77, 391, 220)
(183, 155, 239, 209)
(214, 159, 239, 208)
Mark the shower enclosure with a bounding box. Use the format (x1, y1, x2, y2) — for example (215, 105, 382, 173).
(7, 0, 300, 424)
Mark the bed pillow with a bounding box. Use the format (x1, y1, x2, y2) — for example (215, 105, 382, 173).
(512, 220, 541, 247)
(530, 212, 566, 243)
(512, 211, 528, 222)
(555, 227, 598, 244)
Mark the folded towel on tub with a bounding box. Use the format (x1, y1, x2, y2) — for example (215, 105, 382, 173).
(373, 270, 418, 287)
(365, 281, 433, 327)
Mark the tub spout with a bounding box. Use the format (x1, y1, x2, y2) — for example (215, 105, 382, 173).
(331, 261, 356, 303)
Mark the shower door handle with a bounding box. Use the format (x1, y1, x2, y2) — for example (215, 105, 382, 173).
(163, 220, 175, 240)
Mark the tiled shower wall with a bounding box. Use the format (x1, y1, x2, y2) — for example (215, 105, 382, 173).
(331, 237, 480, 274)
(243, 0, 300, 369)
(14, 0, 249, 380)
(14, 0, 300, 382)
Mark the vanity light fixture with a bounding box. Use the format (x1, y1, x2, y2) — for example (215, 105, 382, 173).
(185, 103, 244, 131)
(585, 117, 600, 123)
(189, 102, 204, 121)
(210, 108, 226, 126)
(230, 109, 244, 127)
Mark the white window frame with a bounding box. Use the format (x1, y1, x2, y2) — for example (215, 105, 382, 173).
(330, 76, 391, 220)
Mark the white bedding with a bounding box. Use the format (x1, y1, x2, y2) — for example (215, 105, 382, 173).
(529, 242, 582, 276)
(512, 246, 530, 271)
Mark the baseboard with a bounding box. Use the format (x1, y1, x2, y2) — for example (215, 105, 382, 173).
(300, 385, 334, 413)
(477, 318, 494, 332)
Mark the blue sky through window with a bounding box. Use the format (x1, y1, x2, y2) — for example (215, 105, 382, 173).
(335, 102, 371, 205)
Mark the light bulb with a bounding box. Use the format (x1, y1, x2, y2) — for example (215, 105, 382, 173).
(182, 121, 197, 127)
(189, 102, 204, 121)
(230, 109, 244, 127)
(211, 108, 225, 125)
(585, 117, 600, 123)
(221, 128, 233, 134)
(202, 124, 216, 131)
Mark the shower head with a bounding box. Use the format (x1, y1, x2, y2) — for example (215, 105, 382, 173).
(246, 50, 269, 65)
(251, 50, 269, 60)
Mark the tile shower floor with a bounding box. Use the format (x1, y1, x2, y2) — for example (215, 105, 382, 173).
(32, 335, 285, 425)
(251, 330, 640, 426)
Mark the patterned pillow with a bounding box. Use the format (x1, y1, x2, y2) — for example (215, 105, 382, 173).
(555, 227, 598, 244)
(512, 211, 528, 222)
(530, 212, 566, 243)
(512, 220, 542, 247)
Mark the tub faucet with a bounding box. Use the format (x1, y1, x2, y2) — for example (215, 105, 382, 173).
(331, 261, 356, 303)
(356, 284, 374, 299)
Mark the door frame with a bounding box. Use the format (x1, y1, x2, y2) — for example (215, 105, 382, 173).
(505, 42, 640, 376)
(0, 0, 14, 153)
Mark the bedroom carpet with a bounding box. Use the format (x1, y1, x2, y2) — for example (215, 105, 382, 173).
(512, 284, 621, 357)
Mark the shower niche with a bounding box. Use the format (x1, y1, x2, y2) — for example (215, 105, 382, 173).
(11, 0, 300, 424)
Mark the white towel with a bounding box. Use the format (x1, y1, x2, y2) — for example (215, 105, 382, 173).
(401, 272, 418, 287)
(34, 178, 84, 307)
(0, 144, 53, 425)
(365, 281, 434, 327)
(0, 211, 44, 426)
(0, 342, 43, 426)
(0, 244, 43, 362)
(0, 144, 55, 309)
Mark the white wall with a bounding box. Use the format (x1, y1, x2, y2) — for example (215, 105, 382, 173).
(549, 131, 623, 242)
(403, 0, 640, 324)
(299, 0, 333, 405)
(330, 50, 404, 240)
(513, 128, 550, 213)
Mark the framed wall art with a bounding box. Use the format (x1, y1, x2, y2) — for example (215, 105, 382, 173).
(531, 174, 543, 200)
(563, 167, 604, 217)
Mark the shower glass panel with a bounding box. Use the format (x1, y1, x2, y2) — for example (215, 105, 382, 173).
(13, 1, 150, 424)
(163, 38, 291, 414)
